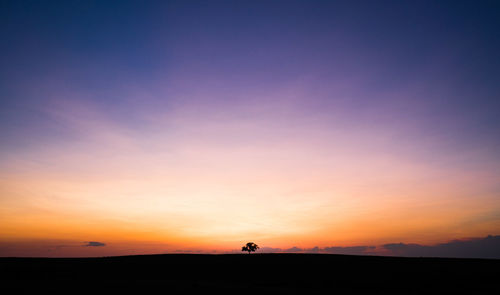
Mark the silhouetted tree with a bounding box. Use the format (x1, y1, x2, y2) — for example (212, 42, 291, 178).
(242, 242, 259, 254)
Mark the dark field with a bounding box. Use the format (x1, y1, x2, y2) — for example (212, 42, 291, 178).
(1, 254, 499, 294)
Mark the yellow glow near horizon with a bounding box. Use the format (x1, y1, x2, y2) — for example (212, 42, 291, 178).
(1, 98, 500, 257)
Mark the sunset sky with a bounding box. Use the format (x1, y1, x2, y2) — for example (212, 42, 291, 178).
(1, 0, 500, 257)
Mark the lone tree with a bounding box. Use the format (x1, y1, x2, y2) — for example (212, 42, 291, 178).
(242, 242, 259, 254)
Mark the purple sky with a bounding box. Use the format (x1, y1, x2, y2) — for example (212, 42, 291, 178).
(1, 0, 500, 256)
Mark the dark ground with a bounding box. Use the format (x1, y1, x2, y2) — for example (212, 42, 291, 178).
(1, 254, 499, 294)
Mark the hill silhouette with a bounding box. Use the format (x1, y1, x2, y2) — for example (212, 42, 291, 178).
(1, 253, 499, 293)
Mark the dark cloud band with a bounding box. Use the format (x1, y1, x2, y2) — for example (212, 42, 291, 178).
(84, 241, 106, 247)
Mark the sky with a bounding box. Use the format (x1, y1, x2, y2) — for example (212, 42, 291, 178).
(1, 0, 500, 257)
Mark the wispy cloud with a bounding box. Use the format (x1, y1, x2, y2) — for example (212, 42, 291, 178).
(280, 245, 376, 255)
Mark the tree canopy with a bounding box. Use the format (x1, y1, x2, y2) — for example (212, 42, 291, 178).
(242, 242, 259, 254)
